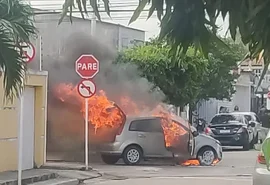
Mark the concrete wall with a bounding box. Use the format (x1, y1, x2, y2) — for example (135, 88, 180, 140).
(0, 70, 48, 172)
(196, 71, 253, 122)
(231, 71, 253, 112)
(27, 13, 145, 71)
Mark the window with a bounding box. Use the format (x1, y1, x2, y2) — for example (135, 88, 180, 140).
(129, 118, 163, 133)
(255, 115, 261, 123)
(244, 115, 252, 122)
(210, 114, 244, 124)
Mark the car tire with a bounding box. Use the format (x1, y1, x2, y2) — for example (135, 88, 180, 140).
(101, 155, 120, 165)
(243, 139, 250, 151)
(123, 145, 142, 165)
(249, 135, 256, 149)
(197, 147, 216, 166)
(254, 134, 259, 144)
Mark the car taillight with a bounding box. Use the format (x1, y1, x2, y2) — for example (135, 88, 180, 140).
(236, 127, 247, 133)
(257, 153, 266, 164)
(117, 125, 124, 135)
(236, 127, 243, 133)
(205, 127, 212, 135)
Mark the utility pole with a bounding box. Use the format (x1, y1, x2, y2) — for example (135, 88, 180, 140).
(90, 13, 96, 36)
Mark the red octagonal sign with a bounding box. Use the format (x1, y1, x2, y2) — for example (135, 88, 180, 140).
(75, 54, 100, 79)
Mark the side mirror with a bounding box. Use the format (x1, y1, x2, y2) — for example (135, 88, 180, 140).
(248, 121, 256, 127)
(192, 131, 199, 137)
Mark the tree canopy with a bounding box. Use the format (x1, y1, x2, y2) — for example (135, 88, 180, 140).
(116, 38, 246, 106)
(0, 0, 36, 99)
(60, 0, 270, 87)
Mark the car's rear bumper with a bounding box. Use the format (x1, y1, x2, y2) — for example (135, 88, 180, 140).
(211, 133, 248, 146)
(99, 142, 123, 156)
(253, 164, 270, 185)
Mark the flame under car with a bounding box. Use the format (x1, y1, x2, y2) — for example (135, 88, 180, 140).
(98, 116, 194, 165)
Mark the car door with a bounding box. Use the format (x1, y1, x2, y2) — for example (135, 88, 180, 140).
(244, 115, 254, 142)
(129, 118, 168, 157)
(253, 114, 262, 135)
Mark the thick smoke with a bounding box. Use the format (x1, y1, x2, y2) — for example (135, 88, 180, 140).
(45, 32, 165, 160)
(46, 32, 164, 108)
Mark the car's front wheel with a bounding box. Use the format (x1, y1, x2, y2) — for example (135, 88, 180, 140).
(123, 145, 142, 165)
(197, 147, 216, 166)
(101, 155, 120, 165)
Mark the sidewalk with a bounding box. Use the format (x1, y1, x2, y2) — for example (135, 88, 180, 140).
(0, 162, 101, 185)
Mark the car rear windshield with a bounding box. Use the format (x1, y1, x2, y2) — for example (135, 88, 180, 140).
(210, 114, 243, 125)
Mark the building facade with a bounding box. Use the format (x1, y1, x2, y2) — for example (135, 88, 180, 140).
(0, 70, 48, 172)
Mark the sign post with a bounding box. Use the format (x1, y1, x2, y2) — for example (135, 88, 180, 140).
(17, 42, 35, 184)
(18, 91, 24, 185)
(75, 55, 99, 170)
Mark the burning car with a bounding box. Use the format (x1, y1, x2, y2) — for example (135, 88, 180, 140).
(186, 126, 222, 166)
(49, 84, 194, 165)
(99, 116, 195, 165)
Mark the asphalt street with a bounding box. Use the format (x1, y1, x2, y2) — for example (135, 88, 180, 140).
(85, 147, 258, 185)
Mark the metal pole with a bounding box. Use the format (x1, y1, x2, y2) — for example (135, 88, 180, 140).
(85, 98, 89, 170)
(90, 14, 96, 36)
(18, 89, 24, 185)
(39, 35, 42, 71)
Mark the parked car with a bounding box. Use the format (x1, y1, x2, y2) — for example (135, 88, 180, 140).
(253, 130, 270, 185)
(99, 116, 194, 165)
(191, 126, 223, 166)
(230, 112, 261, 144)
(205, 113, 256, 150)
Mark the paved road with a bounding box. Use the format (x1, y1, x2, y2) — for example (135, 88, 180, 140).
(85, 148, 258, 185)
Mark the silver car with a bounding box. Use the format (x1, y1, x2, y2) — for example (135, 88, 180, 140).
(191, 127, 223, 166)
(99, 116, 194, 165)
(253, 130, 270, 185)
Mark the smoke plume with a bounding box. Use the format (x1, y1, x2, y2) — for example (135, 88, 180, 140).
(44, 32, 165, 160)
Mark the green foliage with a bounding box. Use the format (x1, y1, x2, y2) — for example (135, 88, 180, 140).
(0, 0, 36, 100)
(116, 43, 207, 106)
(61, 0, 270, 84)
(197, 38, 247, 101)
(116, 38, 246, 106)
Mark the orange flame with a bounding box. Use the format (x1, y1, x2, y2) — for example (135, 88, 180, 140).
(181, 159, 220, 166)
(53, 83, 188, 148)
(182, 159, 200, 166)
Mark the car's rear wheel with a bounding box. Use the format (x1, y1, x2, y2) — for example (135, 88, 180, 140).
(123, 145, 142, 165)
(101, 155, 120, 165)
(254, 134, 259, 144)
(243, 139, 250, 151)
(197, 147, 216, 166)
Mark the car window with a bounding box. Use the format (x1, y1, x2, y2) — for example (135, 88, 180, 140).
(210, 114, 243, 124)
(243, 117, 249, 125)
(255, 115, 261, 122)
(129, 118, 163, 133)
(244, 115, 252, 122)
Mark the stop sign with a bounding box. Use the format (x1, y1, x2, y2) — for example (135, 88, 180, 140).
(75, 54, 100, 78)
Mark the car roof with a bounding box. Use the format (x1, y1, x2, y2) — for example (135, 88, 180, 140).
(214, 112, 256, 116)
(125, 115, 190, 128)
(229, 112, 256, 115)
(125, 116, 160, 122)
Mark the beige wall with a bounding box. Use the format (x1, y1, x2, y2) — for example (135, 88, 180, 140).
(0, 71, 47, 172)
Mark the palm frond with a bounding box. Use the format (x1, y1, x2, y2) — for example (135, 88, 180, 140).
(0, 0, 36, 100)
(0, 29, 25, 101)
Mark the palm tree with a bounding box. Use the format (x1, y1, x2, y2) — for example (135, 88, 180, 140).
(0, 0, 36, 100)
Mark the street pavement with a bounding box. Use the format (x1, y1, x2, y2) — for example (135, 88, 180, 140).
(85, 147, 258, 185)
